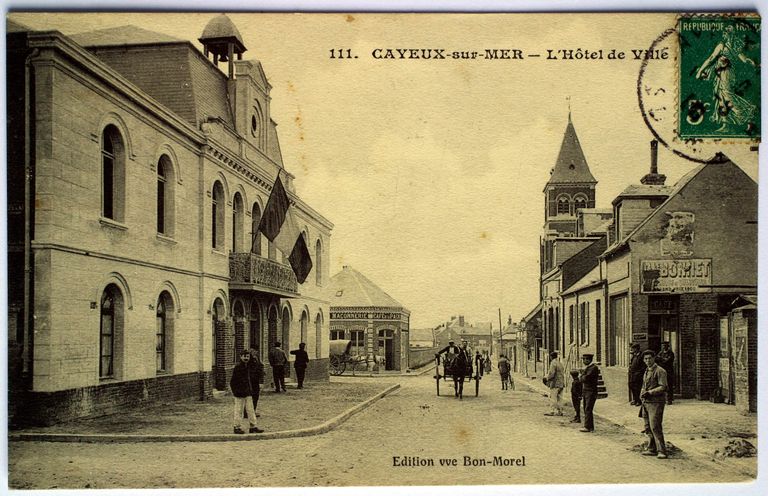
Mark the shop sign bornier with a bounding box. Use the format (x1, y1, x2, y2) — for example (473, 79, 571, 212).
(640, 259, 712, 293)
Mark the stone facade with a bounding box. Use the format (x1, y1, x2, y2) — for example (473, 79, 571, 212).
(7, 18, 333, 425)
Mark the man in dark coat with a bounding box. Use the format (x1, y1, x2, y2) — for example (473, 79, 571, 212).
(452, 341, 473, 399)
(628, 343, 645, 405)
(578, 353, 600, 432)
(656, 342, 675, 404)
(290, 342, 310, 389)
(268, 341, 289, 393)
(230, 349, 264, 434)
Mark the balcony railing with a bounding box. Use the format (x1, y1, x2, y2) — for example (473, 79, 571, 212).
(229, 252, 298, 295)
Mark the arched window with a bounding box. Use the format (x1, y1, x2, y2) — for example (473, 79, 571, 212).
(100, 284, 124, 379)
(574, 195, 587, 212)
(212, 297, 225, 372)
(281, 307, 291, 350)
(211, 181, 225, 249)
(156, 291, 174, 373)
(233, 300, 246, 359)
(300, 310, 308, 344)
(156, 155, 175, 236)
(101, 125, 125, 221)
(251, 203, 262, 255)
(232, 192, 244, 253)
(315, 313, 323, 358)
(315, 239, 323, 285)
(557, 196, 571, 215)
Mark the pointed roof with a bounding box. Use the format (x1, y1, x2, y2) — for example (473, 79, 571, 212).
(71, 25, 184, 47)
(328, 266, 407, 309)
(546, 116, 597, 187)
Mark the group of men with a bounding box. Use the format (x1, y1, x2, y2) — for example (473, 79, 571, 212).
(546, 346, 670, 459)
(229, 342, 311, 434)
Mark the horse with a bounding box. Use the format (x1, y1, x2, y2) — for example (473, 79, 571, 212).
(445, 351, 472, 399)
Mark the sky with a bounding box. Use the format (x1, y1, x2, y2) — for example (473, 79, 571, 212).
(7, 11, 760, 329)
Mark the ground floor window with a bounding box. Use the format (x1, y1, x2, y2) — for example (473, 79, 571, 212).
(350, 330, 365, 356)
(330, 329, 345, 340)
(609, 294, 630, 367)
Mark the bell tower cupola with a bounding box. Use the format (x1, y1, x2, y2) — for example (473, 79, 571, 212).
(199, 14, 247, 79)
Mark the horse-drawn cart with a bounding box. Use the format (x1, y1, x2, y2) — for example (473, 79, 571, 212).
(329, 339, 353, 376)
(328, 339, 385, 376)
(434, 351, 482, 397)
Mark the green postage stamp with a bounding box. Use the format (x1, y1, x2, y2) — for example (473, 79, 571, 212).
(678, 15, 761, 139)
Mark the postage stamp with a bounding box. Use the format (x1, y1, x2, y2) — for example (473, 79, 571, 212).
(678, 15, 761, 139)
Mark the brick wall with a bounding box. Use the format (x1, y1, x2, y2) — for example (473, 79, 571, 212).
(678, 293, 718, 398)
(214, 320, 234, 389)
(11, 371, 204, 427)
(694, 313, 719, 400)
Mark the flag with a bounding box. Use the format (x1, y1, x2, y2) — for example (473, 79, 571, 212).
(258, 174, 313, 284)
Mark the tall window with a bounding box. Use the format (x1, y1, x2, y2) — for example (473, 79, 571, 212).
(156, 296, 167, 372)
(211, 181, 225, 249)
(100, 284, 123, 379)
(232, 192, 244, 252)
(350, 330, 365, 356)
(251, 203, 262, 255)
(315, 313, 323, 358)
(596, 300, 602, 361)
(100, 288, 116, 378)
(315, 239, 322, 285)
(157, 161, 167, 234)
(580, 302, 588, 344)
(300, 311, 308, 344)
(569, 305, 574, 343)
(557, 196, 570, 215)
(101, 126, 125, 221)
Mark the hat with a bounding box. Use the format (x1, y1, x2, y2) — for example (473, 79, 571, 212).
(449, 340, 455, 343)
(631, 343, 641, 349)
(642, 349, 656, 357)
(662, 341, 670, 345)
(582, 353, 594, 360)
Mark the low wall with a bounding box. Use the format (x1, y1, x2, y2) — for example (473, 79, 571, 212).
(11, 371, 206, 428)
(409, 346, 439, 370)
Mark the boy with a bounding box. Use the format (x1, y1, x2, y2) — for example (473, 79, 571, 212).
(569, 370, 582, 423)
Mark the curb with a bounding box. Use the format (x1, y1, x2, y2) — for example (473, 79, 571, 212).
(9, 383, 401, 444)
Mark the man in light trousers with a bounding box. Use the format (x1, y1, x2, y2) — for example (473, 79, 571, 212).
(544, 351, 565, 416)
(640, 349, 668, 459)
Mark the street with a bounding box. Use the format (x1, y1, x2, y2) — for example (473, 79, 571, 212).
(9, 373, 749, 489)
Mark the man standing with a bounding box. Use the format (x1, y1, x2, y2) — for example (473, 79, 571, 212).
(290, 342, 310, 389)
(628, 343, 645, 405)
(268, 341, 289, 393)
(544, 351, 565, 416)
(497, 354, 511, 390)
(230, 349, 264, 434)
(578, 353, 599, 432)
(641, 349, 669, 459)
(656, 342, 675, 404)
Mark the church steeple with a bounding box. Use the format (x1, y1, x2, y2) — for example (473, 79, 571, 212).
(542, 114, 598, 237)
(545, 115, 597, 188)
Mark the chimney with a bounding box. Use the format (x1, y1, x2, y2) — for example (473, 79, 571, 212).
(640, 140, 667, 185)
(459, 315, 465, 327)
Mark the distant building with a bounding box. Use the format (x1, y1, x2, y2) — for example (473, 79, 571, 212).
(7, 15, 332, 426)
(327, 266, 410, 371)
(409, 328, 436, 348)
(435, 315, 493, 354)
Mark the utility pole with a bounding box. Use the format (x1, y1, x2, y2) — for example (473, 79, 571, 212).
(498, 308, 503, 359)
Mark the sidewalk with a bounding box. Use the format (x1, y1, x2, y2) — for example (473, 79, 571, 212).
(10, 380, 399, 443)
(514, 372, 757, 477)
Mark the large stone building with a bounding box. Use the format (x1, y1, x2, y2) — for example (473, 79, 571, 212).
(327, 266, 410, 371)
(7, 15, 333, 426)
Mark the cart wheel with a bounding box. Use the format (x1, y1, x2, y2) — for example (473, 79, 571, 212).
(330, 355, 346, 376)
(475, 374, 480, 397)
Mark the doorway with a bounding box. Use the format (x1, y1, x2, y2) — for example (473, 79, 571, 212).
(378, 329, 395, 370)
